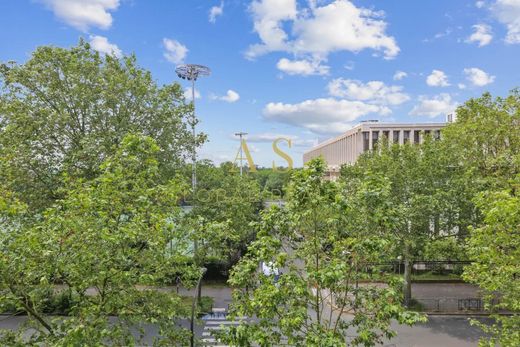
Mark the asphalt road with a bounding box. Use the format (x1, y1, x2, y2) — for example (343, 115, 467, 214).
(0, 314, 492, 346)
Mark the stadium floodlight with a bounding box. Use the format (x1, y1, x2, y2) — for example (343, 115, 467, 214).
(175, 64, 211, 191)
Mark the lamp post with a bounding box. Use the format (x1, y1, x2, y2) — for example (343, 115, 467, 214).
(175, 64, 211, 192)
(234, 132, 248, 176)
(190, 267, 207, 347)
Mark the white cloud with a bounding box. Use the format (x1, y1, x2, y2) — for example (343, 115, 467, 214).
(464, 67, 496, 86)
(426, 69, 450, 87)
(409, 93, 458, 118)
(276, 58, 329, 76)
(467, 24, 493, 46)
(393, 70, 407, 80)
(162, 38, 188, 64)
(327, 79, 410, 105)
(263, 98, 390, 135)
(458, 83, 467, 89)
(247, 0, 297, 58)
(247, 0, 399, 62)
(40, 0, 120, 31)
(492, 0, 520, 43)
(209, 2, 224, 23)
(89, 35, 121, 57)
(183, 87, 201, 100)
(212, 90, 240, 103)
(476, 1, 486, 8)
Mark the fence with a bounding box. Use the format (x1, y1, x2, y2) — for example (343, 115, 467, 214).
(362, 260, 472, 277)
(415, 297, 500, 313)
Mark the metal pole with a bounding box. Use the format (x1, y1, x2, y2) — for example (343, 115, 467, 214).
(190, 267, 207, 347)
(239, 135, 243, 176)
(191, 77, 197, 191)
(235, 132, 247, 177)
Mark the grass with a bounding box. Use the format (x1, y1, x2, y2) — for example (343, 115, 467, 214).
(411, 272, 463, 281)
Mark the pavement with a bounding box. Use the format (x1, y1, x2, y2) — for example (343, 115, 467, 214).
(0, 283, 494, 346)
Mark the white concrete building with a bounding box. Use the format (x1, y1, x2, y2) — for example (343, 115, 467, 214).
(303, 121, 446, 180)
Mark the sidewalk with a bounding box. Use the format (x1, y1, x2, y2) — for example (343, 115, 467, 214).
(178, 284, 233, 309)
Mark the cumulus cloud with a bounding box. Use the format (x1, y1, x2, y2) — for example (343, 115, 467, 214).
(426, 69, 450, 87)
(40, 0, 120, 31)
(163, 38, 188, 64)
(492, 0, 520, 44)
(209, 1, 224, 23)
(183, 87, 201, 100)
(476, 1, 486, 8)
(247, 0, 399, 63)
(327, 79, 410, 105)
(409, 94, 458, 118)
(276, 58, 329, 76)
(464, 67, 495, 86)
(89, 35, 121, 57)
(263, 98, 390, 135)
(467, 24, 493, 46)
(212, 90, 240, 103)
(393, 70, 407, 80)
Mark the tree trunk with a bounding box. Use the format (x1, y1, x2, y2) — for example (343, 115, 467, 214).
(403, 243, 412, 307)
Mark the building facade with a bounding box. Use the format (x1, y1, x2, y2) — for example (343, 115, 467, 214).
(303, 121, 446, 180)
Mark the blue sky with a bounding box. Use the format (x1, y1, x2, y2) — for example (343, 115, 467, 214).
(1, 0, 519, 167)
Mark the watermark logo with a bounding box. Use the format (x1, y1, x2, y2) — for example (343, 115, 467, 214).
(232, 137, 293, 173)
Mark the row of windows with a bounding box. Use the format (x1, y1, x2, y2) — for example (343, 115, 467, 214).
(362, 129, 441, 151)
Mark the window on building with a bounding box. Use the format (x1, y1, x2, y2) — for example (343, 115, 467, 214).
(403, 130, 410, 144)
(383, 130, 390, 140)
(362, 131, 369, 151)
(372, 131, 379, 147)
(424, 130, 431, 137)
(434, 130, 441, 140)
(393, 130, 400, 144)
(414, 130, 420, 144)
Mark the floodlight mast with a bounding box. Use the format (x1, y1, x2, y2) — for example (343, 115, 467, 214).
(175, 64, 211, 192)
(235, 132, 248, 176)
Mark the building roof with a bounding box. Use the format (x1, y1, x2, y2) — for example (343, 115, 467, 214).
(304, 121, 447, 154)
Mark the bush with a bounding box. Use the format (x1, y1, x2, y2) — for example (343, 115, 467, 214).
(203, 256, 232, 281)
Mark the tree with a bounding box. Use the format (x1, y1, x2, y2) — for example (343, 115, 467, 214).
(222, 158, 423, 346)
(0, 135, 198, 346)
(463, 179, 520, 346)
(340, 138, 473, 306)
(251, 168, 291, 199)
(0, 40, 201, 212)
(190, 161, 262, 267)
(446, 90, 520, 345)
(441, 90, 520, 190)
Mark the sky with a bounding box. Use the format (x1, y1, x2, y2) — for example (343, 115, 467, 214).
(1, 0, 519, 167)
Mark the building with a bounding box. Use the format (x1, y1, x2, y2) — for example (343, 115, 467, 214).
(303, 121, 447, 181)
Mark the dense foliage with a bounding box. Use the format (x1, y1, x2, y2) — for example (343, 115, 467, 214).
(222, 159, 424, 346)
(0, 40, 199, 212)
(451, 91, 520, 346)
(340, 137, 474, 305)
(0, 135, 198, 346)
(189, 161, 262, 268)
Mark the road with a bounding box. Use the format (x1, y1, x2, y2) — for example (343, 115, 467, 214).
(0, 313, 491, 346)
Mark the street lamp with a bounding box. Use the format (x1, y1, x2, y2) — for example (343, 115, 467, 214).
(175, 64, 211, 191)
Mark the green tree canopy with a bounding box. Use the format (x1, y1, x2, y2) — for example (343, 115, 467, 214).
(450, 90, 520, 345)
(0, 135, 197, 346)
(222, 158, 424, 346)
(0, 40, 201, 212)
(340, 137, 474, 305)
(190, 160, 262, 266)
